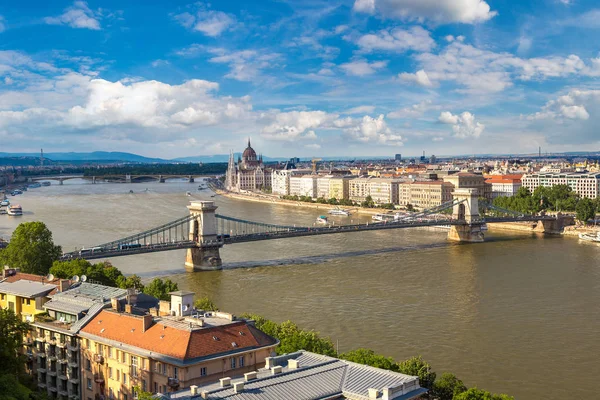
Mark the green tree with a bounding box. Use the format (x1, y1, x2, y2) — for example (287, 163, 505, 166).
(453, 388, 514, 400)
(396, 356, 436, 390)
(339, 348, 398, 371)
(0, 374, 32, 400)
(276, 320, 337, 356)
(132, 386, 154, 400)
(576, 198, 595, 224)
(0, 309, 31, 376)
(361, 195, 375, 208)
(194, 296, 218, 311)
(142, 278, 178, 301)
(0, 222, 62, 275)
(50, 260, 125, 287)
(116, 274, 145, 291)
(431, 373, 467, 400)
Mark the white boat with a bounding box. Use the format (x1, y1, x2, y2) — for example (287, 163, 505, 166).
(186, 191, 192, 196)
(7, 204, 23, 216)
(0, 199, 9, 207)
(328, 208, 351, 216)
(28, 182, 41, 188)
(578, 232, 600, 242)
(41, 181, 51, 186)
(372, 213, 396, 222)
(316, 215, 328, 224)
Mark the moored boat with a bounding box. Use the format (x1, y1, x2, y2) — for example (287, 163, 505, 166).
(7, 204, 23, 216)
(372, 213, 396, 222)
(28, 182, 42, 188)
(328, 208, 351, 216)
(578, 232, 600, 242)
(316, 215, 328, 224)
(41, 181, 51, 186)
(0, 199, 9, 207)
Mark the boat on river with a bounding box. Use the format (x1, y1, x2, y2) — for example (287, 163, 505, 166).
(316, 215, 328, 224)
(7, 204, 22, 216)
(579, 232, 600, 242)
(0, 199, 9, 207)
(41, 181, 51, 186)
(372, 213, 397, 222)
(28, 182, 42, 188)
(328, 208, 351, 216)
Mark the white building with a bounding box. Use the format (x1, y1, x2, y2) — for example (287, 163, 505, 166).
(522, 172, 600, 199)
(316, 176, 332, 199)
(289, 175, 318, 198)
(485, 177, 522, 199)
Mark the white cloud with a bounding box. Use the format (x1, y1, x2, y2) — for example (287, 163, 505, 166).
(261, 110, 336, 141)
(398, 69, 433, 87)
(356, 26, 435, 53)
(439, 111, 484, 138)
(517, 36, 532, 55)
(4, 77, 13, 85)
(173, 7, 236, 37)
(345, 105, 376, 114)
(305, 143, 321, 149)
(342, 114, 403, 144)
(359, 0, 497, 24)
(151, 59, 170, 68)
(527, 90, 598, 121)
(388, 100, 432, 118)
(353, 0, 376, 14)
(340, 59, 388, 76)
(44, 1, 101, 30)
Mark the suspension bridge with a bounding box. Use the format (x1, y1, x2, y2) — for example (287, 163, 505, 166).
(60, 189, 564, 271)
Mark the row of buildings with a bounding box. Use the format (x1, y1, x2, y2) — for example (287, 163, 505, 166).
(0, 268, 426, 400)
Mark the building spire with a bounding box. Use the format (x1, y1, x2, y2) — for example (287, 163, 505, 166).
(247, 137, 251, 148)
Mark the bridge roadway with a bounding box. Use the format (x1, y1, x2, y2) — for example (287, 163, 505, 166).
(62, 214, 556, 261)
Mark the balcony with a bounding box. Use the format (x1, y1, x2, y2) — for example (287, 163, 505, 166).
(58, 373, 68, 381)
(38, 382, 47, 389)
(58, 389, 68, 397)
(94, 354, 104, 364)
(167, 377, 180, 388)
(93, 374, 105, 384)
(56, 340, 67, 348)
(48, 337, 57, 345)
(35, 337, 46, 343)
(67, 342, 78, 351)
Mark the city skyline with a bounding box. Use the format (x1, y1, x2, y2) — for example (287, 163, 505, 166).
(1, 0, 600, 158)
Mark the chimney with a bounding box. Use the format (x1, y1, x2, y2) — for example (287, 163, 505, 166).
(219, 377, 231, 388)
(233, 382, 244, 393)
(244, 371, 257, 382)
(159, 300, 171, 316)
(287, 359, 299, 370)
(149, 307, 158, 317)
(142, 314, 153, 332)
(111, 298, 120, 312)
(271, 366, 282, 375)
(264, 357, 274, 369)
(124, 304, 132, 314)
(59, 279, 70, 292)
(368, 388, 380, 399)
(201, 392, 209, 400)
(190, 385, 198, 395)
(126, 288, 138, 305)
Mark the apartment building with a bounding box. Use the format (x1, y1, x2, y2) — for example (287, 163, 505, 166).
(328, 177, 350, 201)
(485, 175, 522, 198)
(522, 172, 600, 199)
(443, 173, 492, 200)
(289, 175, 317, 198)
(398, 181, 454, 209)
(348, 177, 373, 203)
(171, 350, 427, 400)
(368, 179, 400, 205)
(271, 169, 310, 196)
(316, 176, 332, 199)
(0, 269, 64, 322)
(79, 291, 278, 400)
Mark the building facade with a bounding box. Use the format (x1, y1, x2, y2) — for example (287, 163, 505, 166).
(522, 172, 600, 199)
(368, 179, 400, 205)
(225, 139, 271, 192)
(485, 176, 522, 199)
(443, 173, 492, 200)
(328, 177, 350, 201)
(289, 175, 317, 198)
(398, 181, 454, 209)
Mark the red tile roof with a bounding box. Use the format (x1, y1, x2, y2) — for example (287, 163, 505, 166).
(81, 310, 277, 360)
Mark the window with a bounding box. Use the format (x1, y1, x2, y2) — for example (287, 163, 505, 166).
(123, 395, 127, 400)
(121, 352, 126, 363)
(162, 364, 166, 375)
(85, 339, 90, 349)
(200, 367, 206, 377)
(239, 356, 244, 367)
(154, 362, 159, 373)
(230, 358, 236, 369)
(108, 347, 113, 359)
(87, 378, 92, 390)
(116, 370, 120, 382)
(142, 380, 147, 392)
(97, 344, 103, 354)
(131, 356, 138, 377)
(85, 359, 91, 371)
(173, 367, 179, 379)
(154, 382, 158, 393)
(109, 388, 114, 400)
(108, 367, 112, 379)
(123, 373, 127, 385)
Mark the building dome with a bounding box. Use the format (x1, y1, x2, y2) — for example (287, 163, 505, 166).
(242, 138, 257, 161)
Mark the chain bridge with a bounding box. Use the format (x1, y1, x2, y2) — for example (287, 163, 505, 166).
(60, 189, 563, 271)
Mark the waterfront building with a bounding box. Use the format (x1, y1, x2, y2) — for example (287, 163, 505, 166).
(225, 139, 271, 193)
(443, 173, 492, 200)
(0, 269, 64, 322)
(368, 178, 401, 205)
(316, 175, 332, 199)
(522, 172, 600, 199)
(328, 176, 350, 201)
(271, 169, 310, 196)
(289, 175, 318, 198)
(79, 291, 278, 399)
(30, 283, 138, 400)
(170, 350, 426, 400)
(398, 181, 454, 209)
(485, 175, 522, 199)
(349, 177, 373, 203)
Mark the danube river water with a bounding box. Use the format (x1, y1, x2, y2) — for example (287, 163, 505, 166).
(1, 179, 599, 399)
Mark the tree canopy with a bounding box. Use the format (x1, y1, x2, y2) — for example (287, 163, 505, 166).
(453, 387, 514, 400)
(575, 198, 596, 223)
(142, 278, 179, 301)
(432, 373, 468, 400)
(0, 222, 62, 275)
(194, 296, 219, 311)
(339, 348, 398, 372)
(0, 309, 31, 376)
(50, 259, 124, 286)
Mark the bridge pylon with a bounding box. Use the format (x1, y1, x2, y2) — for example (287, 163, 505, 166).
(448, 188, 485, 243)
(185, 201, 223, 272)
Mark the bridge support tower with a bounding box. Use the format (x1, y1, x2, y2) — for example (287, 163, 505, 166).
(447, 188, 485, 243)
(125, 174, 132, 183)
(159, 175, 165, 183)
(185, 201, 223, 272)
(188, 175, 194, 183)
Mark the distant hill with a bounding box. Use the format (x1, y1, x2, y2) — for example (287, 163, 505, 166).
(0, 152, 168, 163)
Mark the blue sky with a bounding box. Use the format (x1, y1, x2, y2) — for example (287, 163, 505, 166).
(1, 0, 599, 159)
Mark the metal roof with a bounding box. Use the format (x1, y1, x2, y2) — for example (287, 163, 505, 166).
(170, 350, 425, 400)
(0, 280, 56, 298)
(69, 302, 106, 333)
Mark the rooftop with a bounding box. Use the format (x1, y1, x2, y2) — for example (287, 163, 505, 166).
(169, 350, 426, 400)
(0, 280, 58, 298)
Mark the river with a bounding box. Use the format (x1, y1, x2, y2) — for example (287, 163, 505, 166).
(1, 179, 599, 399)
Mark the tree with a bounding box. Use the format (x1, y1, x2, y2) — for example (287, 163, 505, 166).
(132, 386, 154, 400)
(576, 198, 595, 224)
(142, 278, 178, 301)
(0, 309, 31, 376)
(361, 195, 375, 208)
(0, 222, 62, 275)
(194, 296, 218, 311)
(453, 388, 514, 400)
(396, 356, 436, 390)
(116, 274, 144, 291)
(0, 374, 31, 400)
(431, 373, 466, 400)
(51, 260, 125, 287)
(339, 348, 398, 371)
(276, 320, 337, 356)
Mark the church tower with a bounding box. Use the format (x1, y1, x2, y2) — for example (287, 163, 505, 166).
(226, 150, 237, 191)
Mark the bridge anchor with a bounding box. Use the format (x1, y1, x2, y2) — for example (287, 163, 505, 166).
(185, 201, 223, 271)
(447, 188, 485, 243)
